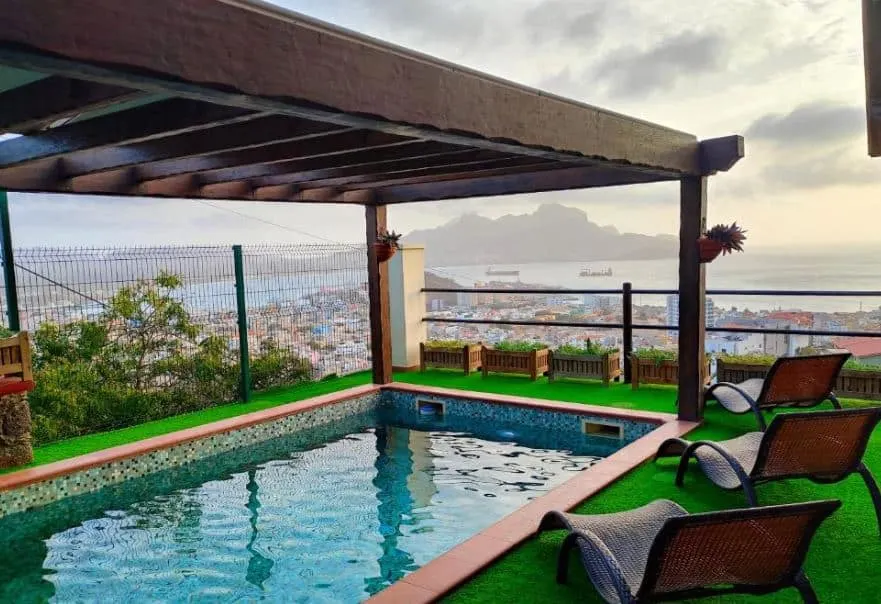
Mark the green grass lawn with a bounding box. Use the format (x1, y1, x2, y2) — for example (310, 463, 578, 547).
(7, 369, 880, 602)
(393, 371, 879, 604)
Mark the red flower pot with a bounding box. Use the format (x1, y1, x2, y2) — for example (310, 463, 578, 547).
(373, 243, 397, 262)
(697, 237, 723, 263)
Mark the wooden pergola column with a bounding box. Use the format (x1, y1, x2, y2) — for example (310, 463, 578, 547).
(677, 176, 707, 421)
(366, 204, 393, 384)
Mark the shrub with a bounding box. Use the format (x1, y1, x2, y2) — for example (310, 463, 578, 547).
(250, 339, 312, 392)
(493, 340, 548, 352)
(25, 273, 315, 445)
(556, 339, 616, 356)
(424, 339, 471, 349)
(716, 353, 776, 365)
(632, 348, 676, 362)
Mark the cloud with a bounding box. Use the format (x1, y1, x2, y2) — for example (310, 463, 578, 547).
(746, 102, 865, 146)
(592, 31, 727, 97)
(522, 1, 607, 46)
(758, 152, 879, 191)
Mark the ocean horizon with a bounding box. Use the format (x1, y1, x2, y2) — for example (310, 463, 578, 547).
(431, 245, 881, 313)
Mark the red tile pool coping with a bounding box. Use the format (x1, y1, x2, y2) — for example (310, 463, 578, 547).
(0, 381, 697, 602)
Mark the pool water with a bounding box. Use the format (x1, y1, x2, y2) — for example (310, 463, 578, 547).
(0, 405, 628, 603)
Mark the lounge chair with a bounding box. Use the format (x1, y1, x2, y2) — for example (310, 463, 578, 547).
(537, 499, 840, 604)
(657, 407, 881, 534)
(705, 353, 850, 429)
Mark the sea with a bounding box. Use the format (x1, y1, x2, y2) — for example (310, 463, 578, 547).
(432, 245, 881, 314)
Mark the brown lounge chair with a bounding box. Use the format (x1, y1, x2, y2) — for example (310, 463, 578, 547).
(657, 407, 881, 534)
(537, 499, 840, 604)
(705, 353, 850, 430)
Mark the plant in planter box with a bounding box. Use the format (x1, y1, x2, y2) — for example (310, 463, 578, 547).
(373, 229, 402, 262)
(551, 339, 621, 385)
(482, 341, 550, 380)
(420, 339, 482, 374)
(698, 222, 746, 263)
(630, 348, 709, 390)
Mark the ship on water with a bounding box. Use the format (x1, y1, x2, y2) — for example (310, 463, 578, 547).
(579, 267, 613, 277)
(486, 267, 520, 277)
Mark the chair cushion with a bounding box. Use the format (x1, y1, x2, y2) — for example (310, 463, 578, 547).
(553, 500, 687, 601)
(693, 432, 763, 489)
(711, 379, 764, 414)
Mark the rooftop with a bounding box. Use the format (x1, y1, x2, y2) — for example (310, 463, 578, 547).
(4, 370, 879, 602)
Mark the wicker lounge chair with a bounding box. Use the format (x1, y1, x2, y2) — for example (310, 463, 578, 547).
(705, 353, 850, 429)
(537, 499, 840, 604)
(657, 407, 881, 533)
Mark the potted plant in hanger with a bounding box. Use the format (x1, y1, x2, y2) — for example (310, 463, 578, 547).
(697, 222, 746, 263)
(373, 229, 402, 262)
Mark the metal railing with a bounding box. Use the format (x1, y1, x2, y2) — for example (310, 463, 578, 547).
(422, 283, 881, 382)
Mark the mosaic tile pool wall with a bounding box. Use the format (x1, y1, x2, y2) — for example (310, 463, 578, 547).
(0, 388, 661, 519)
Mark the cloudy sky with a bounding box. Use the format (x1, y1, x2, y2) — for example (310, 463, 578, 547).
(6, 0, 876, 248)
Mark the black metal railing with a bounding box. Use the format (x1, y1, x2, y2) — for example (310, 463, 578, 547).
(422, 283, 881, 383)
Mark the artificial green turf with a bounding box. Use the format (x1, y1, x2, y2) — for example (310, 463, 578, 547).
(392, 371, 879, 604)
(2, 372, 371, 474)
(7, 368, 879, 602)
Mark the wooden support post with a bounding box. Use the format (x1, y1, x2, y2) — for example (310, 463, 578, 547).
(366, 205, 393, 384)
(622, 282, 633, 383)
(677, 176, 708, 421)
(0, 192, 19, 332)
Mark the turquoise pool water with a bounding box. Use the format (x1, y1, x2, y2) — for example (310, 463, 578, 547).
(0, 404, 635, 602)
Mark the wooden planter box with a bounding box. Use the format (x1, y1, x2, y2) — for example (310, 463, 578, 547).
(481, 346, 550, 381)
(419, 343, 482, 375)
(631, 357, 711, 390)
(717, 359, 881, 401)
(549, 351, 622, 385)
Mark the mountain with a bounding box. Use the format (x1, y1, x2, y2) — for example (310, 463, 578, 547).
(403, 204, 678, 266)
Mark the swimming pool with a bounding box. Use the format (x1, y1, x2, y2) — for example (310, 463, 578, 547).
(0, 386, 669, 602)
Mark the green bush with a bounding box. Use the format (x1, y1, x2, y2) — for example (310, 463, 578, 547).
(423, 339, 472, 349)
(26, 272, 313, 445)
(250, 339, 312, 391)
(631, 348, 676, 362)
(556, 339, 616, 356)
(493, 340, 547, 352)
(716, 353, 776, 365)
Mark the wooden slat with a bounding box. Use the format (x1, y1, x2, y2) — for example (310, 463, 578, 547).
(0, 0, 702, 175)
(864, 0, 881, 156)
(363, 165, 669, 204)
(251, 148, 505, 187)
(366, 204, 392, 384)
(333, 159, 558, 190)
(199, 142, 466, 185)
(677, 176, 707, 422)
(0, 98, 259, 166)
(0, 75, 141, 134)
(60, 116, 349, 177)
(282, 155, 539, 189)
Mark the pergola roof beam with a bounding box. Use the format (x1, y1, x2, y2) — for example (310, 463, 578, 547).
(0, 98, 261, 166)
(0, 0, 701, 175)
(0, 75, 142, 134)
(198, 142, 468, 185)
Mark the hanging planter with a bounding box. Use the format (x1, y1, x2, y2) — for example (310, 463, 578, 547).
(373, 229, 402, 262)
(697, 222, 746, 264)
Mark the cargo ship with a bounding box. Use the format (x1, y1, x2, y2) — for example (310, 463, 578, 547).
(486, 267, 520, 277)
(579, 267, 613, 277)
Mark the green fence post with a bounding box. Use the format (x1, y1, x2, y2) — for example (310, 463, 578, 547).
(233, 245, 251, 402)
(0, 191, 20, 332)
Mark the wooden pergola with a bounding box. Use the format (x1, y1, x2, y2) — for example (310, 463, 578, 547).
(0, 0, 743, 421)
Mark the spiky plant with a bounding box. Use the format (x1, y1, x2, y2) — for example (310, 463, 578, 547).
(704, 222, 746, 255)
(377, 229, 403, 248)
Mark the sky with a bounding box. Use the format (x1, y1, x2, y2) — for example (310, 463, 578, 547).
(5, 0, 877, 248)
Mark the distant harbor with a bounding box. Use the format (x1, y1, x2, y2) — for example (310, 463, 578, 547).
(486, 267, 520, 277)
(579, 267, 613, 277)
